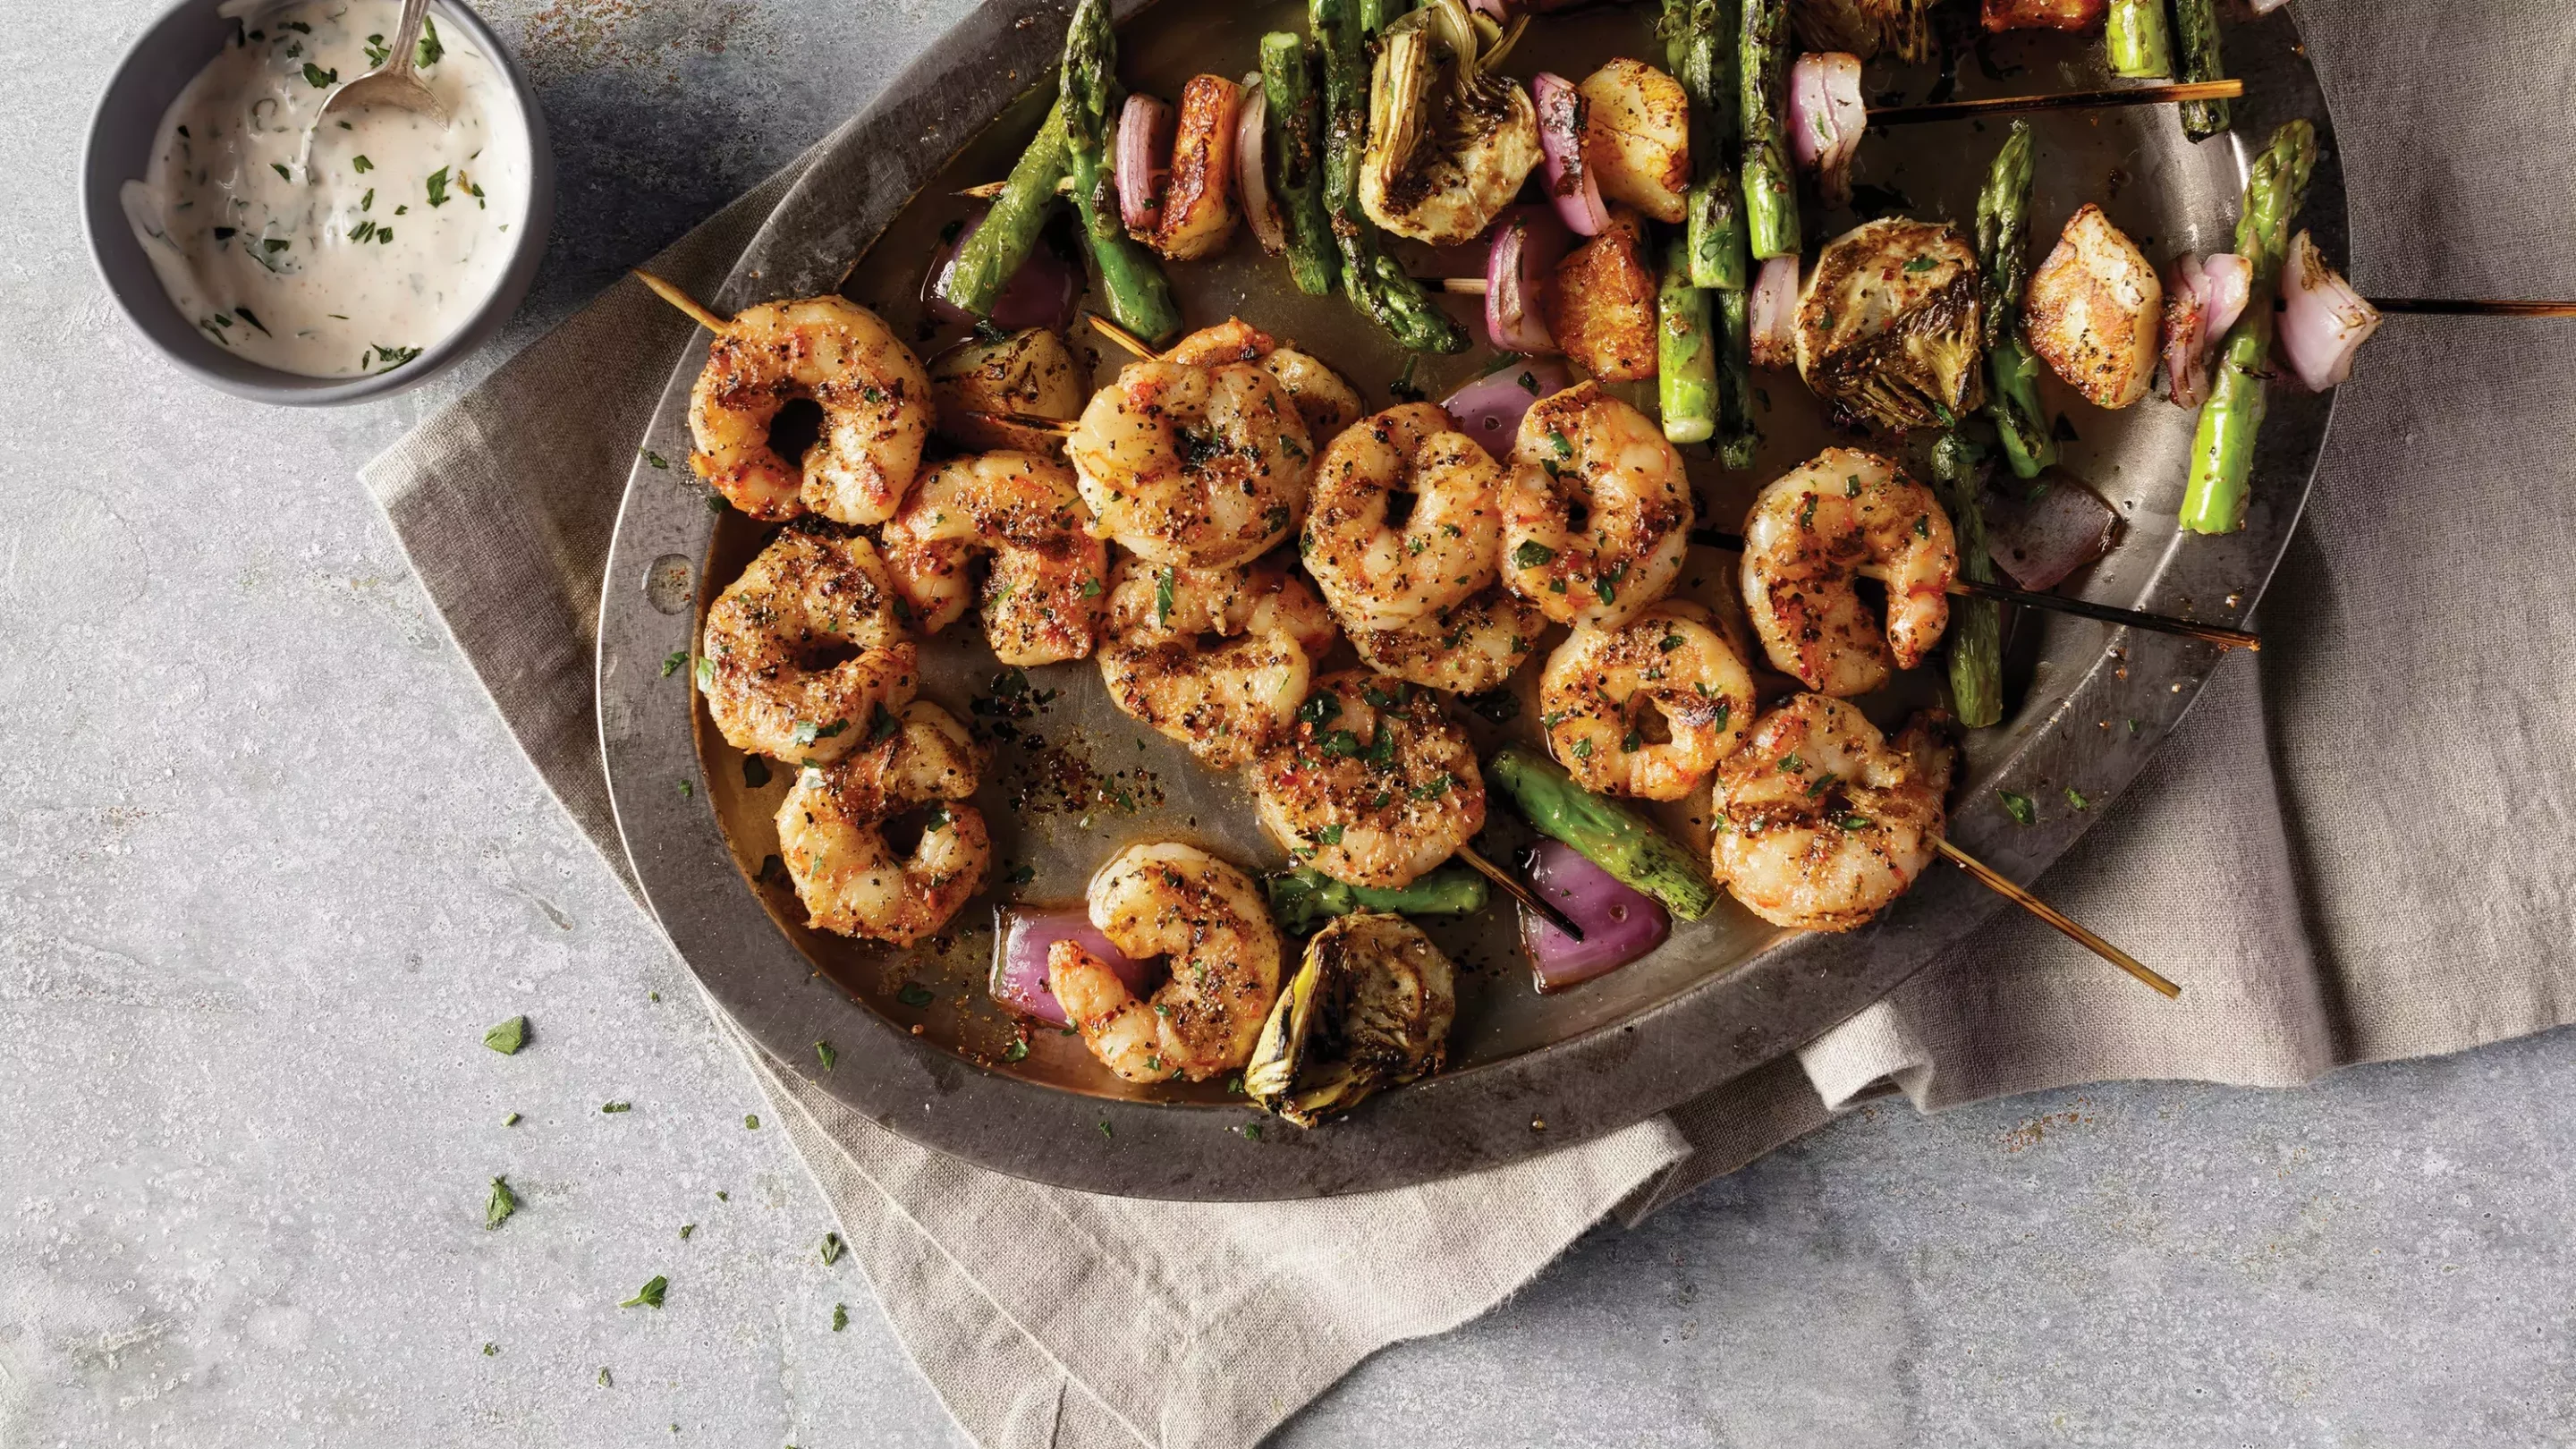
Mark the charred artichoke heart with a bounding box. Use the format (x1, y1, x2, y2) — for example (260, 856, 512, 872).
(1244, 911, 1457, 1127)
(1795, 217, 1987, 432)
(1360, 0, 1543, 246)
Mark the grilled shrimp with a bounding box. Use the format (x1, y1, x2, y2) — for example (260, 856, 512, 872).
(1539, 600, 1756, 801)
(1067, 351, 1315, 569)
(1049, 842, 1284, 1081)
(689, 296, 931, 524)
(1097, 557, 1339, 768)
(775, 700, 989, 945)
(1347, 584, 1547, 695)
(1710, 694, 1953, 931)
(1499, 383, 1693, 629)
(1301, 402, 1507, 632)
(1251, 671, 1486, 889)
(1741, 448, 1958, 697)
(699, 527, 919, 765)
(879, 451, 1109, 666)
(1162, 318, 1365, 442)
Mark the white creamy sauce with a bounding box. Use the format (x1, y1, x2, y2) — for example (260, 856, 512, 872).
(122, 1, 530, 378)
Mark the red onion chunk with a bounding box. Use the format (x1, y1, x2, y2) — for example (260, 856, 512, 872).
(1117, 93, 1174, 235)
(1788, 53, 1866, 207)
(1236, 77, 1285, 255)
(1443, 358, 1573, 457)
(1983, 475, 2124, 590)
(2279, 230, 2382, 391)
(1750, 253, 1802, 369)
(1521, 840, 1670, 992)
(2200, 252, 2252, 338)
(2158, 252, 2210, 406)
(991, 906, 1149, 1029)
(925, 209, 1081, 332)
(1486, 205, 1571, 353)
(1531, 73, 1608, 236)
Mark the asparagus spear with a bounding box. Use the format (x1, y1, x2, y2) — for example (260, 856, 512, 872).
(1657, 238, 1718, 445)
(1311, 0, 1469, 353)
(1930, 433, 2004, 729)
(2169, 0, 2230, 140)
(1715, 284, 1757, 469)
(1974, 120, 2056, 479)
(1666, 0, 1749, 290)
(1487, 747, 1719, 921)
(1738, 0, 1800, 261)
(1062, 0, 1184, 344)
(1259, 32, 1340, 296)
(936, 100, 1072, 318)
(2106, 0, 2174, 79)
(1264, 864, 1487, 936)
(2181, 119, 2317, 535)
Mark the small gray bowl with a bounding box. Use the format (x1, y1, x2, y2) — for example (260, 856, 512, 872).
(80, 0, 553, 406)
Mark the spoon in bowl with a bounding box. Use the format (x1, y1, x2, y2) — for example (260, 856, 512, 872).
(296, 0, 446, 177)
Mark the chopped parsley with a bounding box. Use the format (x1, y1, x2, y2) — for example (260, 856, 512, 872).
(425, 165, 452, 208)
(301, 62, 337, 88)
(743, 1114, 758, 1129)
(1154, 568, 1177, 626)
(601, 1100, 632, 1114)
(1837, 814, 1873, 831)
(1998, 790, 2037, 825)
(485, 1176, 518, 1230)
(1902, 254, 1937, 274)
(1514, 540, 1557, 570)
(1298, 692, 1343, 726)
(482, 1015, 529, 1055)
(415, 15, 445, 66)
(832, 1304, 850, 1332)
(896, 983, 935, 1008)
(660, 650, 689, 678)
(620, 1275, 667, 1309)
(1003, 1039, 1030, 1063)
(642, 448, 668, 469)
(1316, 824, 1345, 845)
(351, 154, 374, 174)
(821, 1232, 845, 1266)
(2063, 786, 2090, 810)
(815, 1040, 836, 1070)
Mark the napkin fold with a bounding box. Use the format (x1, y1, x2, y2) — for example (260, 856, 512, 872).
(360, 3, 2576, 1442)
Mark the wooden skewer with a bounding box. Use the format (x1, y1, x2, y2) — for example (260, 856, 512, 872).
(960, 177, 1077, 200)
(2367, 297, 2576, 318)
(632, 269, 733, 335)
(1936, 837, 2181, 998)
(1086, 310, 1162, 360)
(1871, 78, 2243, 127)
(1457, 843, 1586, 943)
(962, 409, 1078, 436)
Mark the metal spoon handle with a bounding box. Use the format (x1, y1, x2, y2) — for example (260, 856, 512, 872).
(386, 0, 435, 79)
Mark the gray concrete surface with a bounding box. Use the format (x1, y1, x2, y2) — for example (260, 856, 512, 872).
(7, 3, 2574, 1445)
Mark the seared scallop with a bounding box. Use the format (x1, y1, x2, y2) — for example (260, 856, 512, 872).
(2022, 204, 2164, 411)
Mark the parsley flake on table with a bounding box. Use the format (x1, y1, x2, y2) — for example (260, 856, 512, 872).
(1998, 790, 2037, 825)
(679, 1224, 695, 1240)
(503, 1112, 521, 1127)
(660, 650, 689, 677)
(743, 1114, 759, 1130)
(601, 1100, 632, 1114)
(482, 1015, 529, 1055)
(2064, 786, 2090, 810)
(485, 1176, 518, 1230)
(832, 1303, 849, 1332)
(814, 1040, 836, 1071)
(620, 1275, 667, 1309)
(820, 1232, 845, 1267)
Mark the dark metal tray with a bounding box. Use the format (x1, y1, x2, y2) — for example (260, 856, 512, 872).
(597, 0, 2340, 1199)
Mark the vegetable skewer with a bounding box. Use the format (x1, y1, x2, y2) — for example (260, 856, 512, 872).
(1656, 238, 1719, 445)
(1738, 0, 1800, 260)
(1488, 747, 1720, 922)
(1259, 31, 1341, 295)
(2168, 0, 2231, 141)
(937, 102, 1073, 318)
(1665, 0, 1748, 291)
(1931, 435, 2005, 728)
(1937, 839, 2181, 998)
(1062, 0, 1185, 344)
(1974, 119, 2056, 479)
(2180, 118, 2316, 536)
(2104, 0, 2174, 80)
(1311, 0, 1470, 353)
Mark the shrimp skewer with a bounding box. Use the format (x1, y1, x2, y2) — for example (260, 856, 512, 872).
(634, 271, 932, 525)
(1049, 843, 1284, 1081)
(1739, 449, 1958, 697)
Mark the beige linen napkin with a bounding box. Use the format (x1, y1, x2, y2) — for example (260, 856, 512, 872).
(362, 1, 2576, 1441)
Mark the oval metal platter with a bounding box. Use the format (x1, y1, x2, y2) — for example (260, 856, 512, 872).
(598, 0, 2343, 1199)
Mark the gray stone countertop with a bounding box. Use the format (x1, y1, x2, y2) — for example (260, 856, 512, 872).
(6, 3, 2572, 1445)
